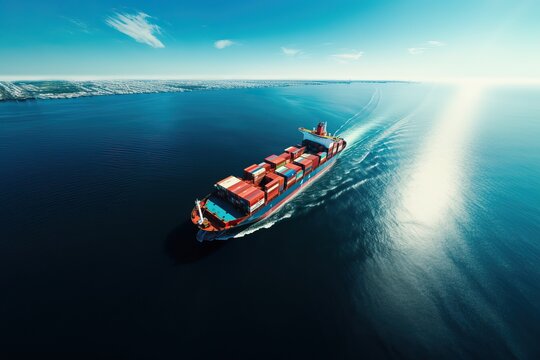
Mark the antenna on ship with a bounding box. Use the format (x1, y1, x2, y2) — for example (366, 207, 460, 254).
(195, 199, 204, 225)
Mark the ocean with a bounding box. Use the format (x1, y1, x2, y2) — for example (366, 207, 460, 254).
(1, 81, 539, 359)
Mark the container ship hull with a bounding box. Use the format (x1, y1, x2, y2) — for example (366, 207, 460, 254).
(191, 122, 346, 241)
(196, 155, 338, 241)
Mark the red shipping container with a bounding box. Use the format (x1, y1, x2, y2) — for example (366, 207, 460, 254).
(284, 146, 298, 153)
(285, 163, 302, 173)
(244, 164, 258, 173)
(237, 186, 257, 201)
(228, 181, 251, 194)
(265, 188, 279, 201)
(264, 178, 279, 190)
(279, 152, 291, 163)
(293, 157, 312, 171)
(264, 172, 284, 190)
(245, 188, 265, 205)
(259, 162, 271, 171)
(264, 154, 288, 169)
(286, 176, 297, 188)
(303, 154, 319, 168)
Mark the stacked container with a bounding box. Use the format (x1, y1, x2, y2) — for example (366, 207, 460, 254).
(263, 178, 280, 202)
(263, 172, 284, 192)
(233, 184, 265, 213)
(284, 146, 305, 160)
(317, 151, 327, 164)
(264, 154, 288, 169)
(302, 153, 320, 168)
(278, 153, 292, 164)
(293, 156, 313, 175)
(243, 164, 266, 185)
(215, 176, 241, 198)
(285, 163, 303, 185)
(215, 175, 265, 213)
(275, 165, 297, 188)
(259, 162, 272, 171)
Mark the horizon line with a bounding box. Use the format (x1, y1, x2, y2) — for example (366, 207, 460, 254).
(1, 75, 539, 85)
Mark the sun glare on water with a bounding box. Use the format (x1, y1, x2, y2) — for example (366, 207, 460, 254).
(398, 83, 485, 231)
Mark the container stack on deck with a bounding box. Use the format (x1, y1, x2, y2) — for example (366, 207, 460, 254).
(243, 164, 267, 185)
(215, 176, 265, 213)
(211, 137, 342, 217)
(264, 154, 288, 169)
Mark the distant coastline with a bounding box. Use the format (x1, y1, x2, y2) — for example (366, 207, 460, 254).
(0, 80, 411, 102)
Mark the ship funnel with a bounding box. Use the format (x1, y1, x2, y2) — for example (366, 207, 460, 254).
(315, 121, 327, 136)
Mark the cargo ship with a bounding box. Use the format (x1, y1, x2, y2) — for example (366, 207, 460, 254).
(191, 122, 346, 241)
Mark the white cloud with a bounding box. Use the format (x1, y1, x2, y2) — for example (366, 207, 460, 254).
(65, 18, 90, 33)
(214, 39, 235, 49)
(408, 47, 426, 55)
(281, 47, 302, 56)
(106, 12, 164, 48)
(408, 40, 445, 55)
(427, 40, 445, 47)
(331, 51, 363, 62)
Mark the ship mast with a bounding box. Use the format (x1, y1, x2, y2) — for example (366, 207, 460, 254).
(195, 199, 204, 225)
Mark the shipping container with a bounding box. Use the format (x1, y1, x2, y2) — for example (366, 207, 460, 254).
(216, 175, 241, 190)
(244, 164, 258, 173)
(244, 165, 266, 183)
(285, 163, 302, 174)
(259, 162, 272, 171)
(228, 180, 251, 195)
(263, 172, 285, 191)
(286, 176, 297, 188)
(293, 156, 313, 172)
(284, 146, 305, 160)
(245, 188, 265, 205)
(264, 154, 287, 169)
(264, 180, 280, 193)
(277, 167, 296, 179)
(279, 152, 292, 163)
(301, 153, 320, 168)
(265, 187, 279, 202)
(249, 198, 265, 213)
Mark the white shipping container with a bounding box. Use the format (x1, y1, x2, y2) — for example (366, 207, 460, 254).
(250, 198, 265, 212)
(253, 168, 266, 176)
(217, 176, 241, 189)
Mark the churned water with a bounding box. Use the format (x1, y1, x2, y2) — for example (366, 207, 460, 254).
(1, 82, 539, 358)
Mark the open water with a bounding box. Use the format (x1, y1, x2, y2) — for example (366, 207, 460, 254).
(1, 82, 539, 359)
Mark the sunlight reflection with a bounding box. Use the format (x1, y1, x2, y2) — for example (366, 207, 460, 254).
(399, 84, 485, 229)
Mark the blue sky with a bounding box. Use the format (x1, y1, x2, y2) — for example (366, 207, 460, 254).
(0, 0, 538, 80)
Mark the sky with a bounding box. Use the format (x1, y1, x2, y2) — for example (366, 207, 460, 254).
(0, 0, 539, 80)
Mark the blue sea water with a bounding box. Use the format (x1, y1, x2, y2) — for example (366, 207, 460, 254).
(1, 82, 539, 358)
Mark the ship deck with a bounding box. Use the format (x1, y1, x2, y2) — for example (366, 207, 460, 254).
(205, 195, 244, 222)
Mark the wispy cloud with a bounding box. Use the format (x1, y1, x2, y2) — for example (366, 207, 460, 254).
(427, 40, 445, 47)
(64, 17, 90, 34)
(331, 51, 363, 63)
(408, 40, 445, 55)
(281, 47, 302, 56)
(214, 39, 235, 49)
(106, 12, 164, 48)
(408, 47, 426, 55)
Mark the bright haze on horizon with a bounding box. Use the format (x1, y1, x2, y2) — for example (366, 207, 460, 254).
(0, 0, 538, 82)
